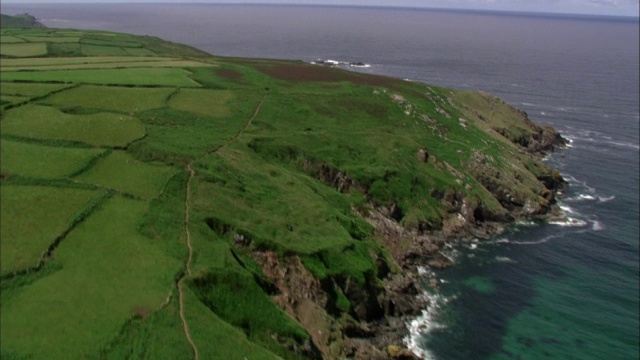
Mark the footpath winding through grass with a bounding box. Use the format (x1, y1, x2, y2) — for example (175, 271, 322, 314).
(177, 96, 265, 359)
(179, 161, 199, 360)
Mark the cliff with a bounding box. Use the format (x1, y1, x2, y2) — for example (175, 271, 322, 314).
(0, 13, 46, 29)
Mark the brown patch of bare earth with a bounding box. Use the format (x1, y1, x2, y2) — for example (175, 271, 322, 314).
(131, 307, 151, 320)
(214, 68, 244, 82)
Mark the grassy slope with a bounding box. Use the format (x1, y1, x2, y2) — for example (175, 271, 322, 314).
(0, 25, 563, 359)
(0, 13, 45, 29)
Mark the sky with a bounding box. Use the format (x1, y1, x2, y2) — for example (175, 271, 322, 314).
(1, 0, 638, 17)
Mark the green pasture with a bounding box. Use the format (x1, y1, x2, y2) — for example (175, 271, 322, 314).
(0, 140, 105, 179)
(1, 105, 146, 147)
(168, 89, 233, 117)
(0, 185, 99, 275)
(191, 148, 357, 254)
(0, 196, 180, 360)
(0, 35, 25, 43)
(123, 47, 156, 56)
(80, 44, 129, 56)
(45, 42, 82, 57)
(189, 270, 310, 359)
(19, 36, 81, 43)
(1, 59, 216, 72)
(1, 68, 202, 87)
(0, 56, 176, 67)
(0, 82, 71, 97)
(182, 286, 282, 360)
(76, 151, 177, 200)
(99, 300, 192, 360)
(129, 93, 263, 163)
(43, 85, 174, 113)
(0, 42, 47, 57)
(80, 38, 142, 48)
(187, 230, 231, 275)
(0, 94, 28, 106)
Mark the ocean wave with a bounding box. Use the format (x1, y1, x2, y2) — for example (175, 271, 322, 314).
(561, 173, 596, 193)
(495, 256, 516, 262)
(558, 128, 638, 150)
(549, 217, 588, 227)
(404, 292, 448, 360)
(598, 195, 615, 203)
(510, 234, 558, 245)
(515, 219, 536, 226)
(592, 220, 605, 231)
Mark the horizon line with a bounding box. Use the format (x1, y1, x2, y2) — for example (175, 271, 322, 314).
(3, 2, 639, 20)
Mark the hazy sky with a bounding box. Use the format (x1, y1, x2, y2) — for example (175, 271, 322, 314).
(1, 0, 639, 17)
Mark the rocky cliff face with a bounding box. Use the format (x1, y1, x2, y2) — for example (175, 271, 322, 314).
(246, 90, 568, 358)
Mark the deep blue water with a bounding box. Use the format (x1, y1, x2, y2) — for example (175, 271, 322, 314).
(3, 4, 638, 359)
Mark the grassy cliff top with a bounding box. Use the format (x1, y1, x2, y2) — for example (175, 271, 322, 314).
(1, 13, 46, 29)
(0, 26, 564, 359)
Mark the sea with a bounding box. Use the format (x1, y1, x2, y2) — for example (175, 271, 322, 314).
(2, 4, 638, 360)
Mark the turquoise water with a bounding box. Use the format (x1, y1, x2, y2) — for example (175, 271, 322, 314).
(4, 4, 638, 359)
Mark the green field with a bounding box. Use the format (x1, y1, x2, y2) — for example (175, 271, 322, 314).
(1, 140, 105, 179)
(0, 35, 25, 43)
(0, 56, 176, 67)
(168, 88, 233, 117)
(1, 59, 215, 72)
(1, 105, 146, 147)
(0, 25, 565, 360)
(0, 94, 28, 106)
(75, 151, 177, 199)
(0, 42, 47, 57)
(1, 196, 180, 359)
(43, 85, 174, 113)
(0, 68, 202, 87)
(0, 82, 70, 97)
(0, 185, 99, 275)
(19, 35, 81, 43)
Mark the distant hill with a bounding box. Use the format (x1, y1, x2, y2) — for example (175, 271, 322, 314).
(1, 13, 46, 29)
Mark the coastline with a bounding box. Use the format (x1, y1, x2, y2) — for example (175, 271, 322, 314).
(362, 136, 569, 358)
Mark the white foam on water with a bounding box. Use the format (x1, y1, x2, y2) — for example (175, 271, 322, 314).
(404, 292, 448, 360)
(549, 217, 588, 227)
(603, 140, 639, 150)
(598, 195, 615, 203)
(578, 194, 597, 200)
(495, 256, 516, 263)
(516, 219, 536, 226)
(511, 234, 559, 245)
(561, 173, 596, 193)
(559, 204, 575, 213)
(565, 193, 598, 202)
(592, 220, 605, 231)
(495, 238, 510, 244)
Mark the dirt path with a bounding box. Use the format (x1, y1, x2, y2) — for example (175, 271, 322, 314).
(234, 96, 264, 141)
(175, 97, 265, 360)
(178, 161, 199, 360)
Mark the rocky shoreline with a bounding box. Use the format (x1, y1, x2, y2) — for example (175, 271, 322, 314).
(250, 101, 568, 359)
(253, 90, 568, 359)
(360, 116, 568, 359)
